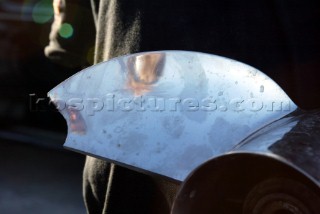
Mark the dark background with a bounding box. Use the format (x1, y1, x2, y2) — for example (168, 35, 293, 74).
(0, 1, 85, 213)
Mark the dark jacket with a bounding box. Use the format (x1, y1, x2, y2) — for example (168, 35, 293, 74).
(45, 0, 320, 213)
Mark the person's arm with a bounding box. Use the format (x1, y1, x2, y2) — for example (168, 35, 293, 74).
(45, 0, 96, 68)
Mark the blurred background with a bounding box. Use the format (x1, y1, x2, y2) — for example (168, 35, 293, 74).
(0, 0, 320, 213)
(0, 0, 86, 213)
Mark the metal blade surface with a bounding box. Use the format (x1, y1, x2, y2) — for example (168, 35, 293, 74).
(48, 51, 297, 181)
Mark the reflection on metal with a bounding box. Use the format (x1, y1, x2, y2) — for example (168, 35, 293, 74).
(236, 110, 320, 182)
(126, 53, 165, 95)
(67, 109, 86, 135)
(172, 110, 320, 213)
(48, 51, 297, 181)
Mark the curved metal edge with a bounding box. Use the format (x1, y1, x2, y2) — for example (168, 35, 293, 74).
(171, 151, 320, 214)
(48, 50, 298, 181)
(234, 109, 320, 183)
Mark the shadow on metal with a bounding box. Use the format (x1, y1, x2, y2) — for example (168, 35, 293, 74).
(172, 110, 320, 214)
(172, 153, 320, 214)
(49, 51, 320, 213)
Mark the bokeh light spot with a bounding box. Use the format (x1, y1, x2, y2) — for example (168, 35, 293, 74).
(32, 0, 53, 24)
(59, 23, 74, 39)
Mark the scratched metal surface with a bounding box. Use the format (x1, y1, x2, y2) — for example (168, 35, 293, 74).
(48, 51, 297, 181)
